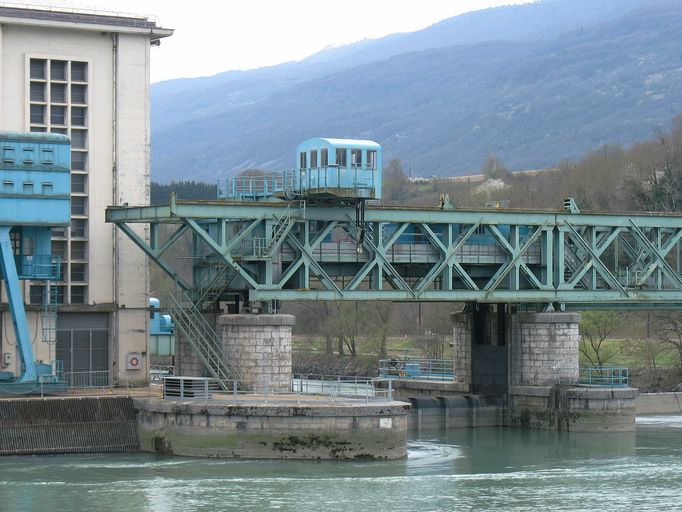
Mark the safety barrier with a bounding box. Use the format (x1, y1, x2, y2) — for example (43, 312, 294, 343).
(378, 358, 455, 381)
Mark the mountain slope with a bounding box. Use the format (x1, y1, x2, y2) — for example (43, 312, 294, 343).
(152, 0, 678, 181)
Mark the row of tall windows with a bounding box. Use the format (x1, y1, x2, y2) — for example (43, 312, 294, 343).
(27, 58, 89, 305)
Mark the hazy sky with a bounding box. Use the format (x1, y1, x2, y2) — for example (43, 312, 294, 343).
(10, 0, 535, 82)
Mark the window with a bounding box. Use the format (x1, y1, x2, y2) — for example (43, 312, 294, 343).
(71, 84, 87, 104)
(321, 148, 328, 167)
(71, 263, 86, 282)
(51, 83, 66, 103)
(71, 130, 87, 149)
(71, 196, 87, 216)
(367, 150, 377, 169)
(30, 285, 45, 305)
(71, 107, 86, 126)
(23, 182, 34, 194)
(30, 127, 47, 133)
(52, 226, 66, 238)
(30, 104, 45, 124)
(70, 219, 87, 238)
(3, 181, 13, 192)
(30, 82, 45, 102)
(335, 148, 347, 167)
(70, 286, 86, 304)
(71, 174, 86, 193)
(50, 105, 66, 125)
(310, 150, 318, 168)
(351, 149, 362, 167)
(50, 61, 67, 81)
(50, 127, 67, 135)
(299, 151, 307, 169)
(71, 241, 87, 260)
(71, 62, 87, 82)
(51, 240, 66, 258)
(30, 59, 46, 80)
(71, 151, 87, 171)
(42, 183, 54, 194)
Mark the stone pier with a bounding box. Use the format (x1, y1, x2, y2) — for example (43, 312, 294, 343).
(451, 308, 638, 432)
(217, 314, 294, 392)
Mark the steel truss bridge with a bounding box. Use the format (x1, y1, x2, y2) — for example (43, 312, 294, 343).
(106, 196, 682, 310)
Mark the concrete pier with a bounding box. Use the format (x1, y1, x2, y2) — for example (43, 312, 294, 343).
(135, 397, 409, 460)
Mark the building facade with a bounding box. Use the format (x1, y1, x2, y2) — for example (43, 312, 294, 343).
(0, 5, 172, 384)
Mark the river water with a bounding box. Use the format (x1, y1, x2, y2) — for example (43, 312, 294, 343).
(0, 415, 681, 512)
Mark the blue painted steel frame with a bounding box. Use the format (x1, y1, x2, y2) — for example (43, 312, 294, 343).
(106, 199, 682, 308)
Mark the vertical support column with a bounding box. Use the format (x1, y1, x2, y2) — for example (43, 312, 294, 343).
(0, 226, 36, 382)
(511, 312, 581, 386)
(218, 314, 294, 393)
(450, 312, 472, 392)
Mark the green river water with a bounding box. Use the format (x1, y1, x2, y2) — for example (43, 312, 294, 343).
(0, 415, 680, 511)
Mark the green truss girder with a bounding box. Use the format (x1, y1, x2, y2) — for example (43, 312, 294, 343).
(105, 200, 682, 308)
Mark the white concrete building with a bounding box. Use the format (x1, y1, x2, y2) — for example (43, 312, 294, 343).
(0, 4, 172, 384)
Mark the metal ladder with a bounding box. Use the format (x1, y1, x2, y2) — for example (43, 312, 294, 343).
(166, 292, 240, 391)
(41, 281, 58, 344)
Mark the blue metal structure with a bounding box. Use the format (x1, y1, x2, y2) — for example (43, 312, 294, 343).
(217, 138, 382, 202)
(0, 131, 70, 391)
(106, 197, 682, 309)
(149, 297, 175, 357)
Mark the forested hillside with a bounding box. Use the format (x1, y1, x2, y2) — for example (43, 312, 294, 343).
(151, 0, 680, 182)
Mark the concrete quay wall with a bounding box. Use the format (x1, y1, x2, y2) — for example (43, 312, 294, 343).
(510, 385, 638, 432)
(636, 392, 682, 415)
(134, 398, 409, 460)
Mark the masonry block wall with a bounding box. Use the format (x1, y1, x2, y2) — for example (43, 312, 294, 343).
(512, 312, 581, 386)
(218, 314, 294, 392)
(450, 312, 472, 391)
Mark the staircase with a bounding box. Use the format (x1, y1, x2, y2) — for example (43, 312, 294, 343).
(167, 292, 240, 391)
(191, 263, 237, 310)
(256, 201, 305, 257)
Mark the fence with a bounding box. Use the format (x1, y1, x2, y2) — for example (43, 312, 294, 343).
(378, 358, 454, 381)
(159, 374, 394, 403)
(554, 366, 629, 387)
(63, 371, 111, 388)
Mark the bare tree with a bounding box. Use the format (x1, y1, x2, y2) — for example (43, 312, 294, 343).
(579, 311, 620, 367)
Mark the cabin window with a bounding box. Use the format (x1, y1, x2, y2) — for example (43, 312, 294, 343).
(367, 150, 377, 169)
(23, 148, 34, 164)
(321, 148, 328, 167)
(2, 148, 14, 163)
(351, 149, 362, 167)
(299, 151, 307, 169)
(41, 148, 54, 164)
(336, 148, 347, 167)
(310, 150, 318, 168)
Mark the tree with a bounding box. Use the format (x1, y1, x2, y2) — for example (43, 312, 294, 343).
(382, 158, 409, 203)
(481, 151, 509, 180)
(652, 312, 682, 373)
(579, 311, 620, 367)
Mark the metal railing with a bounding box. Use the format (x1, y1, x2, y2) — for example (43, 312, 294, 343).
(150, 365, 175, 383)
(378, 358, 454, 381)
(159, 374, 395, 403)
(579, 366, 629, 387)
(63, 370, 111, 388)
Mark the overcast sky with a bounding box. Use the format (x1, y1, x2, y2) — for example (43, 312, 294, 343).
(8, 0, 535, 82)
